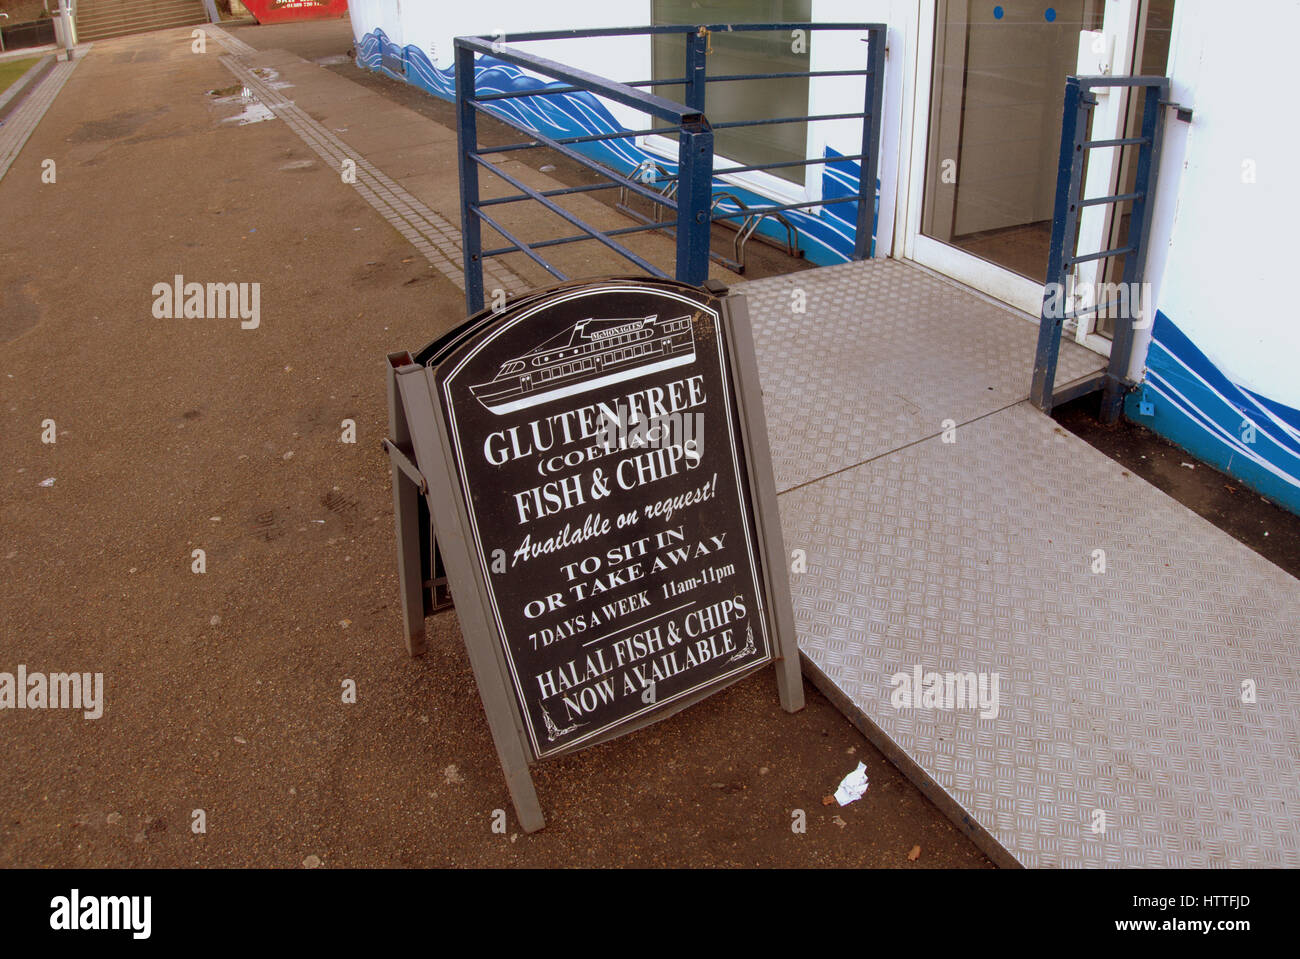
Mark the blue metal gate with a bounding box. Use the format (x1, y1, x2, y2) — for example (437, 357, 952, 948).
(453, 22, 886, 314)
(1030, 75, 1188, 422)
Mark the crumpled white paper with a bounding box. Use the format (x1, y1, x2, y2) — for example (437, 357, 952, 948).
(834, 762, 870, 806)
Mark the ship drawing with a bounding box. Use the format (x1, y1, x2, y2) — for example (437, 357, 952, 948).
(470, 312, 697, 415)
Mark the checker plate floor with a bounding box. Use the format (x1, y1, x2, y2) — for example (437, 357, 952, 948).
(743, 260, 1300, 867)
(738, 258, 1104, 492)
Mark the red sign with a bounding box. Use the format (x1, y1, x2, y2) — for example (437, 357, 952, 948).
(242, 0, 349, 24)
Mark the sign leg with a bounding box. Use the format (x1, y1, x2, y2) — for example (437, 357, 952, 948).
(773, 638, 806, 714)
(430, 536, 454, 611)
(387, 357, 428, 657)
(392, 464, 428, 657)
(502, 754, 547, 833)
(720, 292, 805, 713)
(394, 358, 547, 832)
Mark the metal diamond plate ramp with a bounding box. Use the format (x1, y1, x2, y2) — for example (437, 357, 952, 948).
(738, 259, 1104, 492)
(776, 401, 1300, 867)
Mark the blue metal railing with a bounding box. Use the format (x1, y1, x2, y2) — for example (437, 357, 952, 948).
(454, 23, 887, 314)
(1031, 75, 1181, 421)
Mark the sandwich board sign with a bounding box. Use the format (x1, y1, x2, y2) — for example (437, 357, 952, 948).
(384, 277, 803, 831)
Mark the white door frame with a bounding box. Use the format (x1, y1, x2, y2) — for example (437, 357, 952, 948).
(897, 0, 1144, 340)
(1071, 0, 1144, 355)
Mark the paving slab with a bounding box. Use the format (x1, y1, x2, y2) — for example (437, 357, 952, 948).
(0, 49, 86, 181)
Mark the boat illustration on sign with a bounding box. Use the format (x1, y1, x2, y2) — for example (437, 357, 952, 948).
(470, 313, 696, 414)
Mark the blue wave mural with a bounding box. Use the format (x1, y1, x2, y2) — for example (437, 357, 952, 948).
(356, 27, 877, 265)
(1127, 311, 1300, 516)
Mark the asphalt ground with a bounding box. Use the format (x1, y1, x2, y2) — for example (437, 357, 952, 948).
(0, 24, 991, 867)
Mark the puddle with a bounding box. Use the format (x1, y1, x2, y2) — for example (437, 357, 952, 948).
(222, 100, 277, 125)
(211, 90, 277, 126)
(252, 67, 294, 91)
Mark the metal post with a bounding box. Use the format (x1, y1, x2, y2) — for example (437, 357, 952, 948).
(1100, 81, 1168, 424)
(1031, 77, 1088, 412)
(455, 40, 486, 315)
(56, 1, 75, 58)
(675, 116, 713, 287)
(853, 25, 886, 260)
(684, 27, 707, 113)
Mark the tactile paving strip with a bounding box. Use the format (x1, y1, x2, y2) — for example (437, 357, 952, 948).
(217, 52, 525, 297)
(0, 49, 90, 183)
(738, 259, 1105, 492)
(776, 401, 1300, 867)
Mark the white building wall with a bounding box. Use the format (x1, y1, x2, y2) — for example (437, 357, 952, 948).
(347, 0, 653, 132)
(809, 0, 910, 256)
(346, 0, 1300, 509)
(1134, 0, 1299, 407)
(1121, 0, 1300, 513)
(348, 0, 891, 263)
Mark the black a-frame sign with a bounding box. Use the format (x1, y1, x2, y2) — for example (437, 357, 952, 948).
(383, 278, 804, 832)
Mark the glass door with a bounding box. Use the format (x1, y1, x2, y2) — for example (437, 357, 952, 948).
(903, 0, 1142, 322)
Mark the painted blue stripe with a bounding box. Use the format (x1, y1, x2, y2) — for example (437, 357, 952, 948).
(1147, 328, 1298, 459)
(1131, 379, 1300, 516)
(1146, 367, 1300, 485)
(1244, 387, 1300, 434)
(353, 27, 879, 264)
(1130, 310, 1300, 515)
(1146, 314, 1300, 460)
(1150, 311, 1248, 408)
